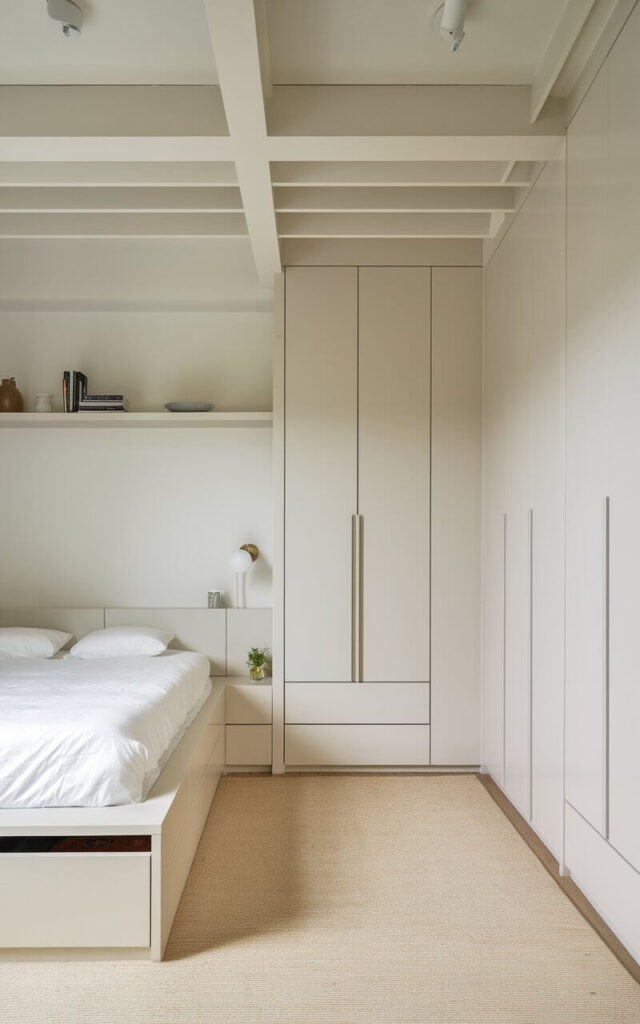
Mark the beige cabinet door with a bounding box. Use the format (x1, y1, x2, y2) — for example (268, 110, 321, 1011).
(358, 267, 430, 682)
(284, 267, 358, 682)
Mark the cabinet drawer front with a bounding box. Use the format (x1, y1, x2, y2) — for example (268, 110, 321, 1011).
(0, 854, 150, 948)
(226, 725, 272, 765)
(285, 683, 429, 724)
(286, 724, 430, 766)
(226, 684, 272, 724)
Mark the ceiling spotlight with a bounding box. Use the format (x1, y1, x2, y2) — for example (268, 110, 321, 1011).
(47, 0, 83, 37)
(435, 0, 468, 53)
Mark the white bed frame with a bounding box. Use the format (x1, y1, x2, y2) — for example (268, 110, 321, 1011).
(0, 608, 228, 961)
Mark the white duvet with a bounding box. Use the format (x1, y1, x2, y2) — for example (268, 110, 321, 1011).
(0, 650, 211, 808)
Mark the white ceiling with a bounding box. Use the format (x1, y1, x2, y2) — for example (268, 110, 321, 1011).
(2, 0, 570, 88)
(265, 0, 566, 86)
(0, 0, 218, 85)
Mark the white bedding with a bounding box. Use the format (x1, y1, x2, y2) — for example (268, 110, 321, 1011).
(0, 650, 211, 808)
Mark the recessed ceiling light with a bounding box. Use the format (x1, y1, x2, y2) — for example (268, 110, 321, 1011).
(46, 0, 83, 38)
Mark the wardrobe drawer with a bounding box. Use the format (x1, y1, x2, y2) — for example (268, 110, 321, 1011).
(285, 724, 430, 766)
(226, 683, 272, 724)
(226, 725, 272, 765)
(0, 853, 150, 948)
(285, 683, 429, 724)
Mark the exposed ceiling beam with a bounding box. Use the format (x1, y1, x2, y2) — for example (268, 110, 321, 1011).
(203, 0, 281, 287)
(277, 212, 490, 238)
(0, 213, 247, 237)
(0, 163, 239, 188)
(530, 0, 597, 121)
(0, 138, 235, 162)
(273, 186, 515, 214)
(0, 187, 243, 212)
(267, 137, 565, 163)
(271, 161, 531, 188)
(564, 0, 638, 121)
(254, 0, 273, 98)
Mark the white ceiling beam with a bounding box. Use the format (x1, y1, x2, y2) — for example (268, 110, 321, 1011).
(0, 187, 243, 212)
(266, 85, 566, 137)
(564, 0, 638, 121)
(271, 161, 530, 188)
(0, 138, 235, 163)
(530, 0, 597, 121)
(267, 136, 566, 163)
(203, 0, 281, 287)
(0, 213, 247, 237)
(273, 186, 515, 214)
(0, 86, 229, 138)
(0, 163, 239, 187)
(280, 238, 483, 267)
(277, 212, 490, 238)
(254, 0, 273, 98)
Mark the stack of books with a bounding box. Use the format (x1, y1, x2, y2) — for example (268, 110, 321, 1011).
(78, 393, 129, 413)
(63, 370, 128, 413)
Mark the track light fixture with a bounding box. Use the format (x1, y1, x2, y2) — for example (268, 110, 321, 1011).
(434, 0, 469, 53)
(47, 0, 83, 38)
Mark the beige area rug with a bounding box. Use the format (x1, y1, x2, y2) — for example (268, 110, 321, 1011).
(2, 775, 639, 1024)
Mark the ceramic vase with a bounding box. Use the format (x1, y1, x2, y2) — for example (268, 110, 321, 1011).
(0, 378, 23, 412)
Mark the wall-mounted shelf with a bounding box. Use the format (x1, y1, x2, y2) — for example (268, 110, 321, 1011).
(0, 412, 273, 429)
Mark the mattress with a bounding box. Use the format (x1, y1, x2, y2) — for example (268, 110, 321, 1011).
(0, 650, 211, 808)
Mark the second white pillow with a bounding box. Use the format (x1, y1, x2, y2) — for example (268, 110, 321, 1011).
(70, 626, 175, 659)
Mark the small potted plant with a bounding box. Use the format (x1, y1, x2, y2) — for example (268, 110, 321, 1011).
(247, 645, 270, 681)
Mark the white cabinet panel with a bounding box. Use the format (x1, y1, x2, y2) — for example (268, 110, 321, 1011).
(431, 267, 482, 765)
(285, 724, 430, 766)
(358, 268, 430, 682)
(284, 267, 358, 683)
(0, 854, 150, 948)
(226, 683, 272, 724)
(482, 256, 507, 785)
(565, 803, 640, 964)
(226, 725, 272, 765)
(529, 160, 566, 860)
(565, 66, 609, 834)
(285, 682, 429, 724)
(605, 5, 640, 873)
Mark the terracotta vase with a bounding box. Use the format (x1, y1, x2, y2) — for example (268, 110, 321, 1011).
(0, 378, 24, 413)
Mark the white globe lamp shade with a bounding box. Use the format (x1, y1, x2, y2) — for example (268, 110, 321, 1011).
(230, 548, 253, 574)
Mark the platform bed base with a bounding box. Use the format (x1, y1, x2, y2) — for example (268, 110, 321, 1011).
(0, 683, 225, 962)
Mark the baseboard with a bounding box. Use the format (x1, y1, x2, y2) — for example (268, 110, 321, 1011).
(477, 773, 640, 984)
(283, 766, 480, 774)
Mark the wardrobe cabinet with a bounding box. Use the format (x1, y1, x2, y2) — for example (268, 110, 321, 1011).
(483, 158, 565, 858)
(283, 265, 481, 767)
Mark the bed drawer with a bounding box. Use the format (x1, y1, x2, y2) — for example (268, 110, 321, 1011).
(226, 725, 272, 765)
(285, 683, 429, 724)
(226, 683, 272, 724)
(285, 724, 430, 766)
(0, 853, 150, 948)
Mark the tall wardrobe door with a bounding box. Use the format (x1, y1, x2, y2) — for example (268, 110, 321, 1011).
(431, 268, 482, 765)
(358, 267, 430, 683)
(284, 267, 358, 682)
(482, 253, 508, 784)
(565, 68, 609, 833)
(606, 9, 640, 872)
(503, 229, 533, 819)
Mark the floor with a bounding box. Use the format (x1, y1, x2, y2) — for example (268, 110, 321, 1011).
(3, 775, 639, 1024)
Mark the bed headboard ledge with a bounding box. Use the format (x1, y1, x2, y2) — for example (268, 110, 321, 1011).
(0, 607, 104, 640)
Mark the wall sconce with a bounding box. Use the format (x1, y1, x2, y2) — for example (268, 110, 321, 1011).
(230, 544, 259, 608)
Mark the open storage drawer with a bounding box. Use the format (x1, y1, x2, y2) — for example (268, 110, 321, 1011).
(0, 836, 151, 949)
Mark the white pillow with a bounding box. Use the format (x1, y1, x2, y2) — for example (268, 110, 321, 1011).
(69, 626, 175, 659)
(0, 627, 73, 659)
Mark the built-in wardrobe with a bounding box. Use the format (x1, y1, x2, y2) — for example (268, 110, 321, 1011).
(482, 0, 640, 963)
(279, 265, 482, 768)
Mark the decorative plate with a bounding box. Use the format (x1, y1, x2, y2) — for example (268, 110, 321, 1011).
(164, 402, 215, 412)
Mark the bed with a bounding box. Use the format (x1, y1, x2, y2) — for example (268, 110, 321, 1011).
(0, 607, 227, 961)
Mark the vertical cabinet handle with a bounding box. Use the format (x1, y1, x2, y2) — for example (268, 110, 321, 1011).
(528, 507, 534, 823)
(358, 514, 364, 684)
(502, 511, 507, 787)
(350, 514, 363, 683)
(603, 496, 610, 839)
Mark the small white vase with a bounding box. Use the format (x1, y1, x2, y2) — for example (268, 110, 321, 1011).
(34, 394, 53, 413)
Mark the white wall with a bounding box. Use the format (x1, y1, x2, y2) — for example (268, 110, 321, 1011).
(0, 236, 274, 609)
(0, 427, 272, 608)
(0, 311, 272, 412)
